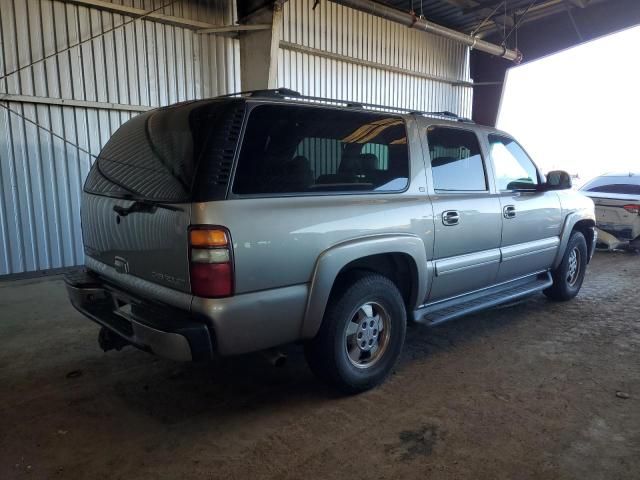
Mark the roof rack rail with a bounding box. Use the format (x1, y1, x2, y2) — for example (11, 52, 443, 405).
(421, 111, 474, 123)
(218, 88, 302, 98)
(217, 88, 474, 123)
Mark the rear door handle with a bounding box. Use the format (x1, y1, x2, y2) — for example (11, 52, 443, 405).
(442, 210, 460, 226)
(503, 205, 516, 219)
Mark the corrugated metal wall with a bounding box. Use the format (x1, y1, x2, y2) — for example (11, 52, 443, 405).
(278, 0, 473, 116)
(0, 0, 473, 276)
(0, 0, 240, 276)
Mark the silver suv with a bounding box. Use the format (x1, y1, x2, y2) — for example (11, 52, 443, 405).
(66, 89, 596, 393)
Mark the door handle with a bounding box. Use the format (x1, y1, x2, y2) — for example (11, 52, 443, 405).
(442, 210, 460, 226)
(503, 205, 516, 219)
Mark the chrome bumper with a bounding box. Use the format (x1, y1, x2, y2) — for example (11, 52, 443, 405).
(65, 270, 214, 362)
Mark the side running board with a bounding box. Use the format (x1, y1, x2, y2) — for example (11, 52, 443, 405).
(413, 272, 553, 327)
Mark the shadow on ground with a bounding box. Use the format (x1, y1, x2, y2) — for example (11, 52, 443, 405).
(1, 252, 639, 479)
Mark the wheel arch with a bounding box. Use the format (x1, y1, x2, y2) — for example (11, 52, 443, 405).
(553, 213, 596, 268)
(301, 235, 429, 339)
(573, 219, 596, 258)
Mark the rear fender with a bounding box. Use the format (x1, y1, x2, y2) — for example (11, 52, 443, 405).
(301, 234, 428, 339)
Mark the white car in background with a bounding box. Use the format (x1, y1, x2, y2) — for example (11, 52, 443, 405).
(580, 172, 640, 251)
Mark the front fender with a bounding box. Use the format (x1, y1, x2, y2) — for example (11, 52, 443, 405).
(300, 234, 429, 339)
(552, 211, 596, 268)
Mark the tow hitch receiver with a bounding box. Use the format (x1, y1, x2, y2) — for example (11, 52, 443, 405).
(98, 327, 130, 352)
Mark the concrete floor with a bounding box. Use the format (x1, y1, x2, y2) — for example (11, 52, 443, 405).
(1, 252, 639, 480)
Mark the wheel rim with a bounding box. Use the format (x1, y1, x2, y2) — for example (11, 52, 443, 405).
(566, 247, 581, 286)
(344, 302, 391, 369)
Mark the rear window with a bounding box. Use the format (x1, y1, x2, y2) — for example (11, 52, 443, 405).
(581, 176, 640, 195)
(232, 105, 409, 195)
(84, 100, 244, 202)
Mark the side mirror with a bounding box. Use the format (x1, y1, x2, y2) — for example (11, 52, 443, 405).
(545, 170, 572, 190)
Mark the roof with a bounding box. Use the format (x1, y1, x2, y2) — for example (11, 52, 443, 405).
(379, 0, 611, 38)
(600, 172, 639, 177)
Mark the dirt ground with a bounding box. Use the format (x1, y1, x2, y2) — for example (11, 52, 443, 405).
(1, 251, 639, 480)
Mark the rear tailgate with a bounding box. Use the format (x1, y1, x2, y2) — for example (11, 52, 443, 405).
(81, 99, 245, 293)
(582, 191, 640, 240)
(81, 194, 192, 291)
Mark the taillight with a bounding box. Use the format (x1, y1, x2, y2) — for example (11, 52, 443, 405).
(623, 204, 640, 215)
(189, 226, 234, 298)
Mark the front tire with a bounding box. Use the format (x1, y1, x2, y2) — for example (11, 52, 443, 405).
(544, 231, 588, 301)
(304, 273, 407, 394)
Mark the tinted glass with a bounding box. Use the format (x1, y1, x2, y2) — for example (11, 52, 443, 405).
(586, 184, 640, 194)
(427, 126, 486, 191)
(489, 135, 538, 191)
(84, 100, 244, 202)
(232, 105, 409, 195)
(581, 176, 640, 195)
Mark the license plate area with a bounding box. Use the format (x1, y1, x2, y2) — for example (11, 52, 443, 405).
(113, 299, 133, 319)
(110, 291, 141, 326)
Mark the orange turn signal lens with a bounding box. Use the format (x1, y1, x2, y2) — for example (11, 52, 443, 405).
(190, 229, 228, 247)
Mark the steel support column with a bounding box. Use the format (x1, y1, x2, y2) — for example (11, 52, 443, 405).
(238, 2, 284, 91)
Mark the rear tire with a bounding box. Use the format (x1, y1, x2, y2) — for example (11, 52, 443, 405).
(304, 273, 406, 394)
(544, 231, 588, 301)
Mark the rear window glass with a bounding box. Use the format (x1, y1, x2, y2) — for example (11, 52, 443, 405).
(232, 105, 409, 195)
(84, 100, 244, 202)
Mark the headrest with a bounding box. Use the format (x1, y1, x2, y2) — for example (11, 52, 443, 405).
(339, 153, 379, 174)
(339, 155, 360, 174)
(289, 155, 310, 168)
(358, 153, 378, 171)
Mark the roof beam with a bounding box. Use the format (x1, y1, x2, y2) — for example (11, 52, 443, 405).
(197, 24, 272, 34)
(279, 41, 474, 87)
(465, 1, 505, 15)
(0, 93, 151, 112)
(437, 0, 477, 8)
(330, 0, 521, 61)
(474, 0, 567, 36)
(62, 0, 217, 30)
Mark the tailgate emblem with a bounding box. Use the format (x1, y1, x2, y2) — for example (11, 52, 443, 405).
(114, 256, 130, 274)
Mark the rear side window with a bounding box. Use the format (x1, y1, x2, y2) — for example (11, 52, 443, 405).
(489, 135, 539, 191)
(232, 105, 409, 195)
(581, 176, 640, 194)
(585, 184, 640, 194)
(426, 126, 487, 191)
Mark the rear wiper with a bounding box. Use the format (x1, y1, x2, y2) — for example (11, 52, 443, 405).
(113, 199, 181, 217)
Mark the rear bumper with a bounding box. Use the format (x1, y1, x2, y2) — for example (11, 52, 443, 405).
(595, 226, 640, 250)
(65, 270, 214, 362)
(66, 263, 310, 358)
